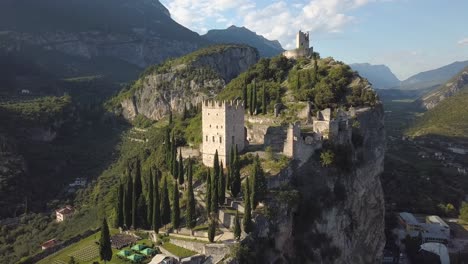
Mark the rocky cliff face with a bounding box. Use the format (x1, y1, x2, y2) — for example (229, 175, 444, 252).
(420, 67, 468, 110)
(0, 0, 209, 75)
(250, 105, 386, 264)
(118, 45, 259, 121)
(1, 31, 203, 69)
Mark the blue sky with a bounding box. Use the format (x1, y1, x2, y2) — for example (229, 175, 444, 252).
(160, 0, 468, 79)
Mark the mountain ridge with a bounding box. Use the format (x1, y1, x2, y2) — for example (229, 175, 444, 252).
(349, 63, 400, 89)
(401, 60, 468, 90)
(202, 25, 284, 57)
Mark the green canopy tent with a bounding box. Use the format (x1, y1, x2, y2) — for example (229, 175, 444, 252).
(131, 244, 147, 251)
(127, 254, 145, 262)
(117, 249, 132, 257)
(140, 247, 155, 256)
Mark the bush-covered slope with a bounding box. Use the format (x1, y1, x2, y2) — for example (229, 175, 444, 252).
(219, 55, 378, 111)
(408, 89, 468, 138)
(418, 66, 468, 110)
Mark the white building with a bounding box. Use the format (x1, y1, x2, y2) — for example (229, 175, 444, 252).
(202, 100, 245, 167)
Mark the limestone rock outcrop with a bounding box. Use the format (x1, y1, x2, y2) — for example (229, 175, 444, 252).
(118, 46, 259, 121)
(420, 67, 468, 110)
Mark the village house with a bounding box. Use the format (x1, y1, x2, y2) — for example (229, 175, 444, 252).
(55, 205, 75, 222)
(41, 238, 58, 250)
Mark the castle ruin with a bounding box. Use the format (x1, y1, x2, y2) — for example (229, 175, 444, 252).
(202, 100, 245, 167)
(283, 30, 313, 59)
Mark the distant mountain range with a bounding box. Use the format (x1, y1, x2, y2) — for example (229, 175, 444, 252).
(351, 60, 468, 92)
(401, 60, 468, 90)
(202, 26, 284, 57)
(349, 63, 401, 89)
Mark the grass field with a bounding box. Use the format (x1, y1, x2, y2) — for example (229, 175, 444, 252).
(38, 230, 155, 264)
(161, 242, 197, 258)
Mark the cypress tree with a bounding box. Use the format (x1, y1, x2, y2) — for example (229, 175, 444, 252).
(147, 169, 154, 228)
(251, 154, 267, 208)
(249, 83, 254, 115)
(169, 109, 173, 124)
(99, 218, 112, 263)
(132, 159, 143, 228)
(165, 128, 171, 164)
(242, 78, 248, 109)
(243, 177, 253, 233)
(208, 217, 216, 243)
(250, 169, 257, 210)
(136, 195, 147, 228)
(211, 165, 219, 213)
(117, 182, 124, 228)
(124, 165, 133, 228)
(152, 170, 161, 233)
(161, 177, 171, 226)
(185, 158, 196, 229)
(233, 210, 241, 240)
(313, 52, 318, 82)
(206, 169, 212, 215)
(218, 161, 225, 206)
(172, 181, 180, 230)
(230, 145, 241, 197)
(262, 84, 267, 114)
(253, 80, 258, 114)
(213, 150, 220, 180)
(178, 151, 184, 185)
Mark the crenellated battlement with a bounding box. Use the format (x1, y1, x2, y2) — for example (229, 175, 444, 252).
(202, 100, 245, 110)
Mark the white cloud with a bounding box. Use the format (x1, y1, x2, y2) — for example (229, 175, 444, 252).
(458, 38, 468, 46)
(161, 0, 380, 46)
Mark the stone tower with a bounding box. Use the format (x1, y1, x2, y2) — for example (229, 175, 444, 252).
(296, 30, 310, 49)
(202, 100, 245, 167)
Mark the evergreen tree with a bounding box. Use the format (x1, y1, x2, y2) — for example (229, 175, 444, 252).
(233, 210, 241, 240)
(124, 166, 133, 228)
(117, 182, 124, 228)
(218, 161, 225, 206)
(313, 52, 318, 82)
(262, 84, 267, 114)
(165, 128, 171, 164)
(99, 218, 113, 263)
(213, 150, 220, 181)
(231, 145, 241, 197)
(251, 154, 267, 208)
(206, 169, 212, 215)
(211, 165, 219, 213)
(243, 177, 253, 233)
(227, 145, 235, 190)
(185, 158, 196, 229)
(249, 83, 254, 115)
(152, 170, 161, 233)
(172, 147, 178, 180)
(147, 170, 154, 227)
(242, 78, 248, 109)
(172, 181, 180, 230)
(208, 217, 216, 243)
(132, 159, 143, 228)
(136, 195, 147, 228)
(161, 177, 171, 226)
(178, 151, 184, 185)
(253, 80, 258, 114)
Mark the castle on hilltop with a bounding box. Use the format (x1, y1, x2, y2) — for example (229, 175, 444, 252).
(202, 100, 246, 167)
(283, 30, 313, 59)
